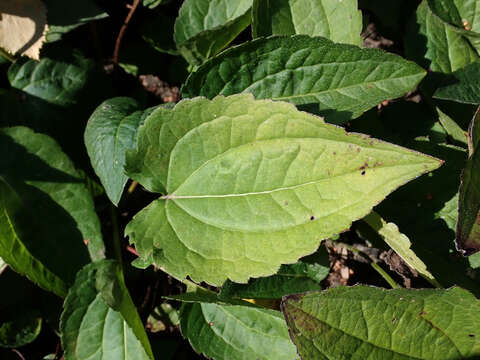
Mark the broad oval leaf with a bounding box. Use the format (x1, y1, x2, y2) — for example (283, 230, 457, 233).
(85, 97, 156, 205)
(169, 283, 298, 360)
(282, 286, 480, 359)
(0, 127, 104, 296)
(174, 0, 253, 65)
(125, 94, 442, 285)
(252, 0, 362, 46)
(60, 260, 153, 360)
(182, 35, 426, 119)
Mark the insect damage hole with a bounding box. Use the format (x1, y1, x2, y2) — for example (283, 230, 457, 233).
(310, 215, 315, 221)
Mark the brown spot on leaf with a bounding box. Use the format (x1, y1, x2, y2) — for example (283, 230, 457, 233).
(284, 201, 289, 206)
(357, 148, 361, 152)
(209, 322, 214, 326)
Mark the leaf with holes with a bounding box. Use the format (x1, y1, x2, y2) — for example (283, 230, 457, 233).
(60, 260, 153, 360)
(282, 286, 480, 359)
(252, 0, 362, 46)
(182, 35, 426, 119)
(125, 94, 442, 285)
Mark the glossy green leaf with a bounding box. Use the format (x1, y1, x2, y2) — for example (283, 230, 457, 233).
(364, 212, 438, 285)
(182, 36, 426, 119)
(457, 109, 480, 254)
(406, 0, 478, 73)
(252, 0, 362, 46)
(282, 286, 480, 359)
(0, 311, 42, 348)
(43, 0, 108, 42)
(60, 260, 153, 360)
(126, 94, 441, 285)
(434, 62, 480, 104)
(174, 0, 253, 65)
(219, 246, 329, 299)
(170, 283, 298, 360)
(85, 97, 156, 205)
(0, 127, 104, 297)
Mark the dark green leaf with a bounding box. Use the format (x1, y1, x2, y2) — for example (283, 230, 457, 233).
(0, 127, 104, 296)
(43, 0, 108, 42)
(174, 0, 253, 65)
(282, 286, 480, 359)
(0, 311, 42, 348)
(182, 35, 426, 119)
(60, 260, 153, 360)
(252, 0, 362, 45)
(457, 109, 480, 254)
(219, 246, 329, 299)
(169, 282, 298, 360)
(434, 62, 480, 104)
(405, 0, 478, 73)
(85, 97, 156, 205)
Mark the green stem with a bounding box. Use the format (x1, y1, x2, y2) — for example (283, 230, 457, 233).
(110, 204, 123, 266)
(335, 242, 401, 289)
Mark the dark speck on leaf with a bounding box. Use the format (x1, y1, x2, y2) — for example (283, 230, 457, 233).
(357, 148, 361, 152)
(469, 334, 475, 337)
(361, 170, 366, 175)
(392, 317, 397, 323)
(285, 201, 289, 206)
(419, 311, 426, 316)
(333, 152, 336, 155)
(310, 216, 315, 221)
(209, 322, 214, 326)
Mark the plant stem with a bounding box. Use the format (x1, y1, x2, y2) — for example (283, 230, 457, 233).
(113, 0, 141, 65)
(110, 204, 123, 266)
(335, 242, 401, 289)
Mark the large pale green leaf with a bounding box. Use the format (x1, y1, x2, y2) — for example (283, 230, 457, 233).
(182, 36, 426, 119)
(252, 0, 362, 46)
(60, 260, 153, 360)
(434, 62, 480, 104)
(363, 212, 438, 285)
(0, 127, 104, 296)
(125, 94, 441, 285)
(219, 246, 329, 300)
(174, 0, 254, 65)
(282, 286, 480, 359)
(406, 0, 479, 73)
(85, 97, 156, 205)
(457, 109, 480, 254)
(168, 283, 298, 360)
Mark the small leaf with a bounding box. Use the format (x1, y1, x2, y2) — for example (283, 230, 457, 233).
(219, 246, 330, 299)
(169, 283, 298, 360)
(126, 94, 442, 285)
(43, 0, 108, 42)
(174, 0, 253, 65)
(436, 107, 468, 145)
(0, 0, 47, 60)
(406, 0, 478, 73)
(182, 35, 426, 119)
(457, 108, 480, 254)
(434, 62, 480, 104)
(85, 97, 156, 205)
(252, 0, 362, 46)
(282, 286, 480, 359)
(364, 211, 438, 285)
(60, 260, 153, 360)
(0, 311, 42, 348)
(0, 127, 104, 296)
